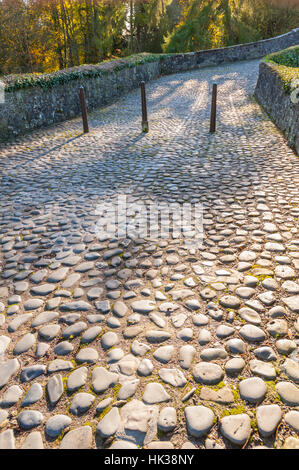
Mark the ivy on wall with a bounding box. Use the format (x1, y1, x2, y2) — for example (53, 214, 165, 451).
(2, 38, 299, 95)
(3, 53, 167, 93)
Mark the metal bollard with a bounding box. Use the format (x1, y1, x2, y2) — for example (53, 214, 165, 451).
(209, 84, 217, 133)
(141, 81, 149, 133)
(79, 86, 89, 134)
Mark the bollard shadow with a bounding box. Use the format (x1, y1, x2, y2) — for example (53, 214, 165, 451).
(34, 133, 84, 158)
(1, 59, 279, 214)
(147, 79, 184, 108)
(121, 131, 147, 150)
(11, 132, 84, 170)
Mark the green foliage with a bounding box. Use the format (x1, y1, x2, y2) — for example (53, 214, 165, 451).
(237, 0, 299, 40)
(0, 1, 298, 74)
(264, 45, 299, 94)
(163, 0, 229, 53)
(163, 0, 299, 53)
(2, 53, 165, 93)
(130, 0, 174, 53)
(266, 45, 299, 68)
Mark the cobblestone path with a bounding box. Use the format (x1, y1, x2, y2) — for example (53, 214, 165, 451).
(0, 59, 299, 449)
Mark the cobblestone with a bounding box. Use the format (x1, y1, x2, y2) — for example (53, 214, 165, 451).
(0, 59, 298, 448)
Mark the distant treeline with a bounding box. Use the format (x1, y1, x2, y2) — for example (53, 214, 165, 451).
(0, 0, 298, 75)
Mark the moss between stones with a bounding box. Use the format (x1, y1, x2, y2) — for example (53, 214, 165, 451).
(55, 428, 67, 442)
(193, 385, 203, 396)
(97, 405, 112, 421)
(255, 274, 273, 282)
(209, 381, 226, 391)
(220, 405, 247, 418)
(112, 383, 122, 399)
(265, 381, 282, 403)
(231, 387, 241, 403)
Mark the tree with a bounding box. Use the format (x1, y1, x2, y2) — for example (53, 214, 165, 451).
(163, 0, 230, 52)
(0, 0, 298, 75)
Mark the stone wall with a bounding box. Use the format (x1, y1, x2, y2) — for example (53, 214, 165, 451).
(255, 61, 299, 155)
(160, 28, 299, 74)
(0, 61, 161, 141)
(1, 28, 299, 141)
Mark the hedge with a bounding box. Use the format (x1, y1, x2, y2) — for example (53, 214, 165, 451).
(264, 45, 299, 94)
